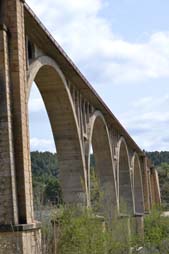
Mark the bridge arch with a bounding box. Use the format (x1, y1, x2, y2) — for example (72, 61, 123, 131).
(117, 137, 133, 215)
(27, 56, 88, 205)
(131, 153, 144, 214)
(87, 111, 117, 217)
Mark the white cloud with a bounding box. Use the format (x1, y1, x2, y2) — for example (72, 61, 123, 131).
(27, 0, 169, 85)
(119, 95, 169, 151)
(28, 97, 45, 112)
(28, 83, 46, 112)
(30, 138, 55, 152)
(132, 95, 169, 109)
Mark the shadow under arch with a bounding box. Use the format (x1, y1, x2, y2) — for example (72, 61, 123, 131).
(131, 153, 144, 214)
(27, 56, 88, 205)
(87, 111, 117, 218)
(117, 137, 133, 215)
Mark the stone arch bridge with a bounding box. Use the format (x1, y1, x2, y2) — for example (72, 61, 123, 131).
(0, 0, 161, 253)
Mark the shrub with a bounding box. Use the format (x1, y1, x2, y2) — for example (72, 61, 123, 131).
(143, 209, 169, 253)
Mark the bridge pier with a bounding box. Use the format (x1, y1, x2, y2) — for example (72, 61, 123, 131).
(115, 216, 131, 254)
(0, 24, 18, 226)
(0, 224, 41, 254)
(150, 167, 161, 205)
(130, 215, 144, 240)
(0, 1, 42, 253)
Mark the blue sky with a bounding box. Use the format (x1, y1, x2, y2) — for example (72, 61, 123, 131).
(27, 0, 169, 152)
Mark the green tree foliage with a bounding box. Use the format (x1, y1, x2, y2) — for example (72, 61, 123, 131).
(45, 177, 62, 204)
(156, 163, 169, 209)
(55, 207, 130, 254)
(143, 209, 169, 253)
(31, 151, 62, 207)
(146, 151, 169, 210)
(146, 151, 169, 166)
(90, 168, 104, 214)
(31, 151, 59, 177)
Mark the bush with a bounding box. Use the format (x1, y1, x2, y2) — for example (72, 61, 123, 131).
(143, 209, 169, 253)
(40, 206, 131, 254)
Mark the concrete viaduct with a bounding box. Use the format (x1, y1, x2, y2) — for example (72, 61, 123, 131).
(0, 0, 161, 253)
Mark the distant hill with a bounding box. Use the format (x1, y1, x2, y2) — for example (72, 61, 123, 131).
(31, 151, 59, 178)
(31, 151, 61, 206)
(146, 151, 169, 209)
(31, 151, 169, 172)
(146, 151, 169, 166)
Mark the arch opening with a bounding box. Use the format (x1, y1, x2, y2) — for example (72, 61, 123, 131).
(88, 113, 117, 218)
(27, 58, 87, 214)
(118, 139, 133, 215)
(133, 154, 144, 214)
(28, 83, 62, 219)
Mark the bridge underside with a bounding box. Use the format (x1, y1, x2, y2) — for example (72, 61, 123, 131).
(0, 0, 161, 253)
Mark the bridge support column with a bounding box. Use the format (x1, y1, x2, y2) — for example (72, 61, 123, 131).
(0, 0, 41, 253)
(3, 0, 34, 225)
(141, 156, 151, 212)
(0, 24, 18, 226)
(131, 215, 144, 239)
(150, 168, 161, 206)
(113, 216, 131, 253)
(0, 224, 41, 254)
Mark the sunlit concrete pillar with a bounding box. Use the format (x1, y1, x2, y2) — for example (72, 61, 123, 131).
(141, 156, 151, 212)
(0, 23, 18, 226)
(150, 167, 161, 206)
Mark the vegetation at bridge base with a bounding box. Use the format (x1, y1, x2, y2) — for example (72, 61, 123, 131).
(143, 209, 169, 253)
(39, 205, 169, 254)
(40, 206, 131, 254)
(121, 207, 169, 254)
(133, 208, 169, 254)
(31, 151, 169, 253)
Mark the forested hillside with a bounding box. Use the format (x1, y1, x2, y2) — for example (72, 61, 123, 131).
(146, 151, 169, 209)
(31, 151, 61, 207)
(146, 151, 169, 166)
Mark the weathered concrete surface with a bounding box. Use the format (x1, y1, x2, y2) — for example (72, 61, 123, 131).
(0, 0, 161, 253)
(0, 226, 41, 254)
